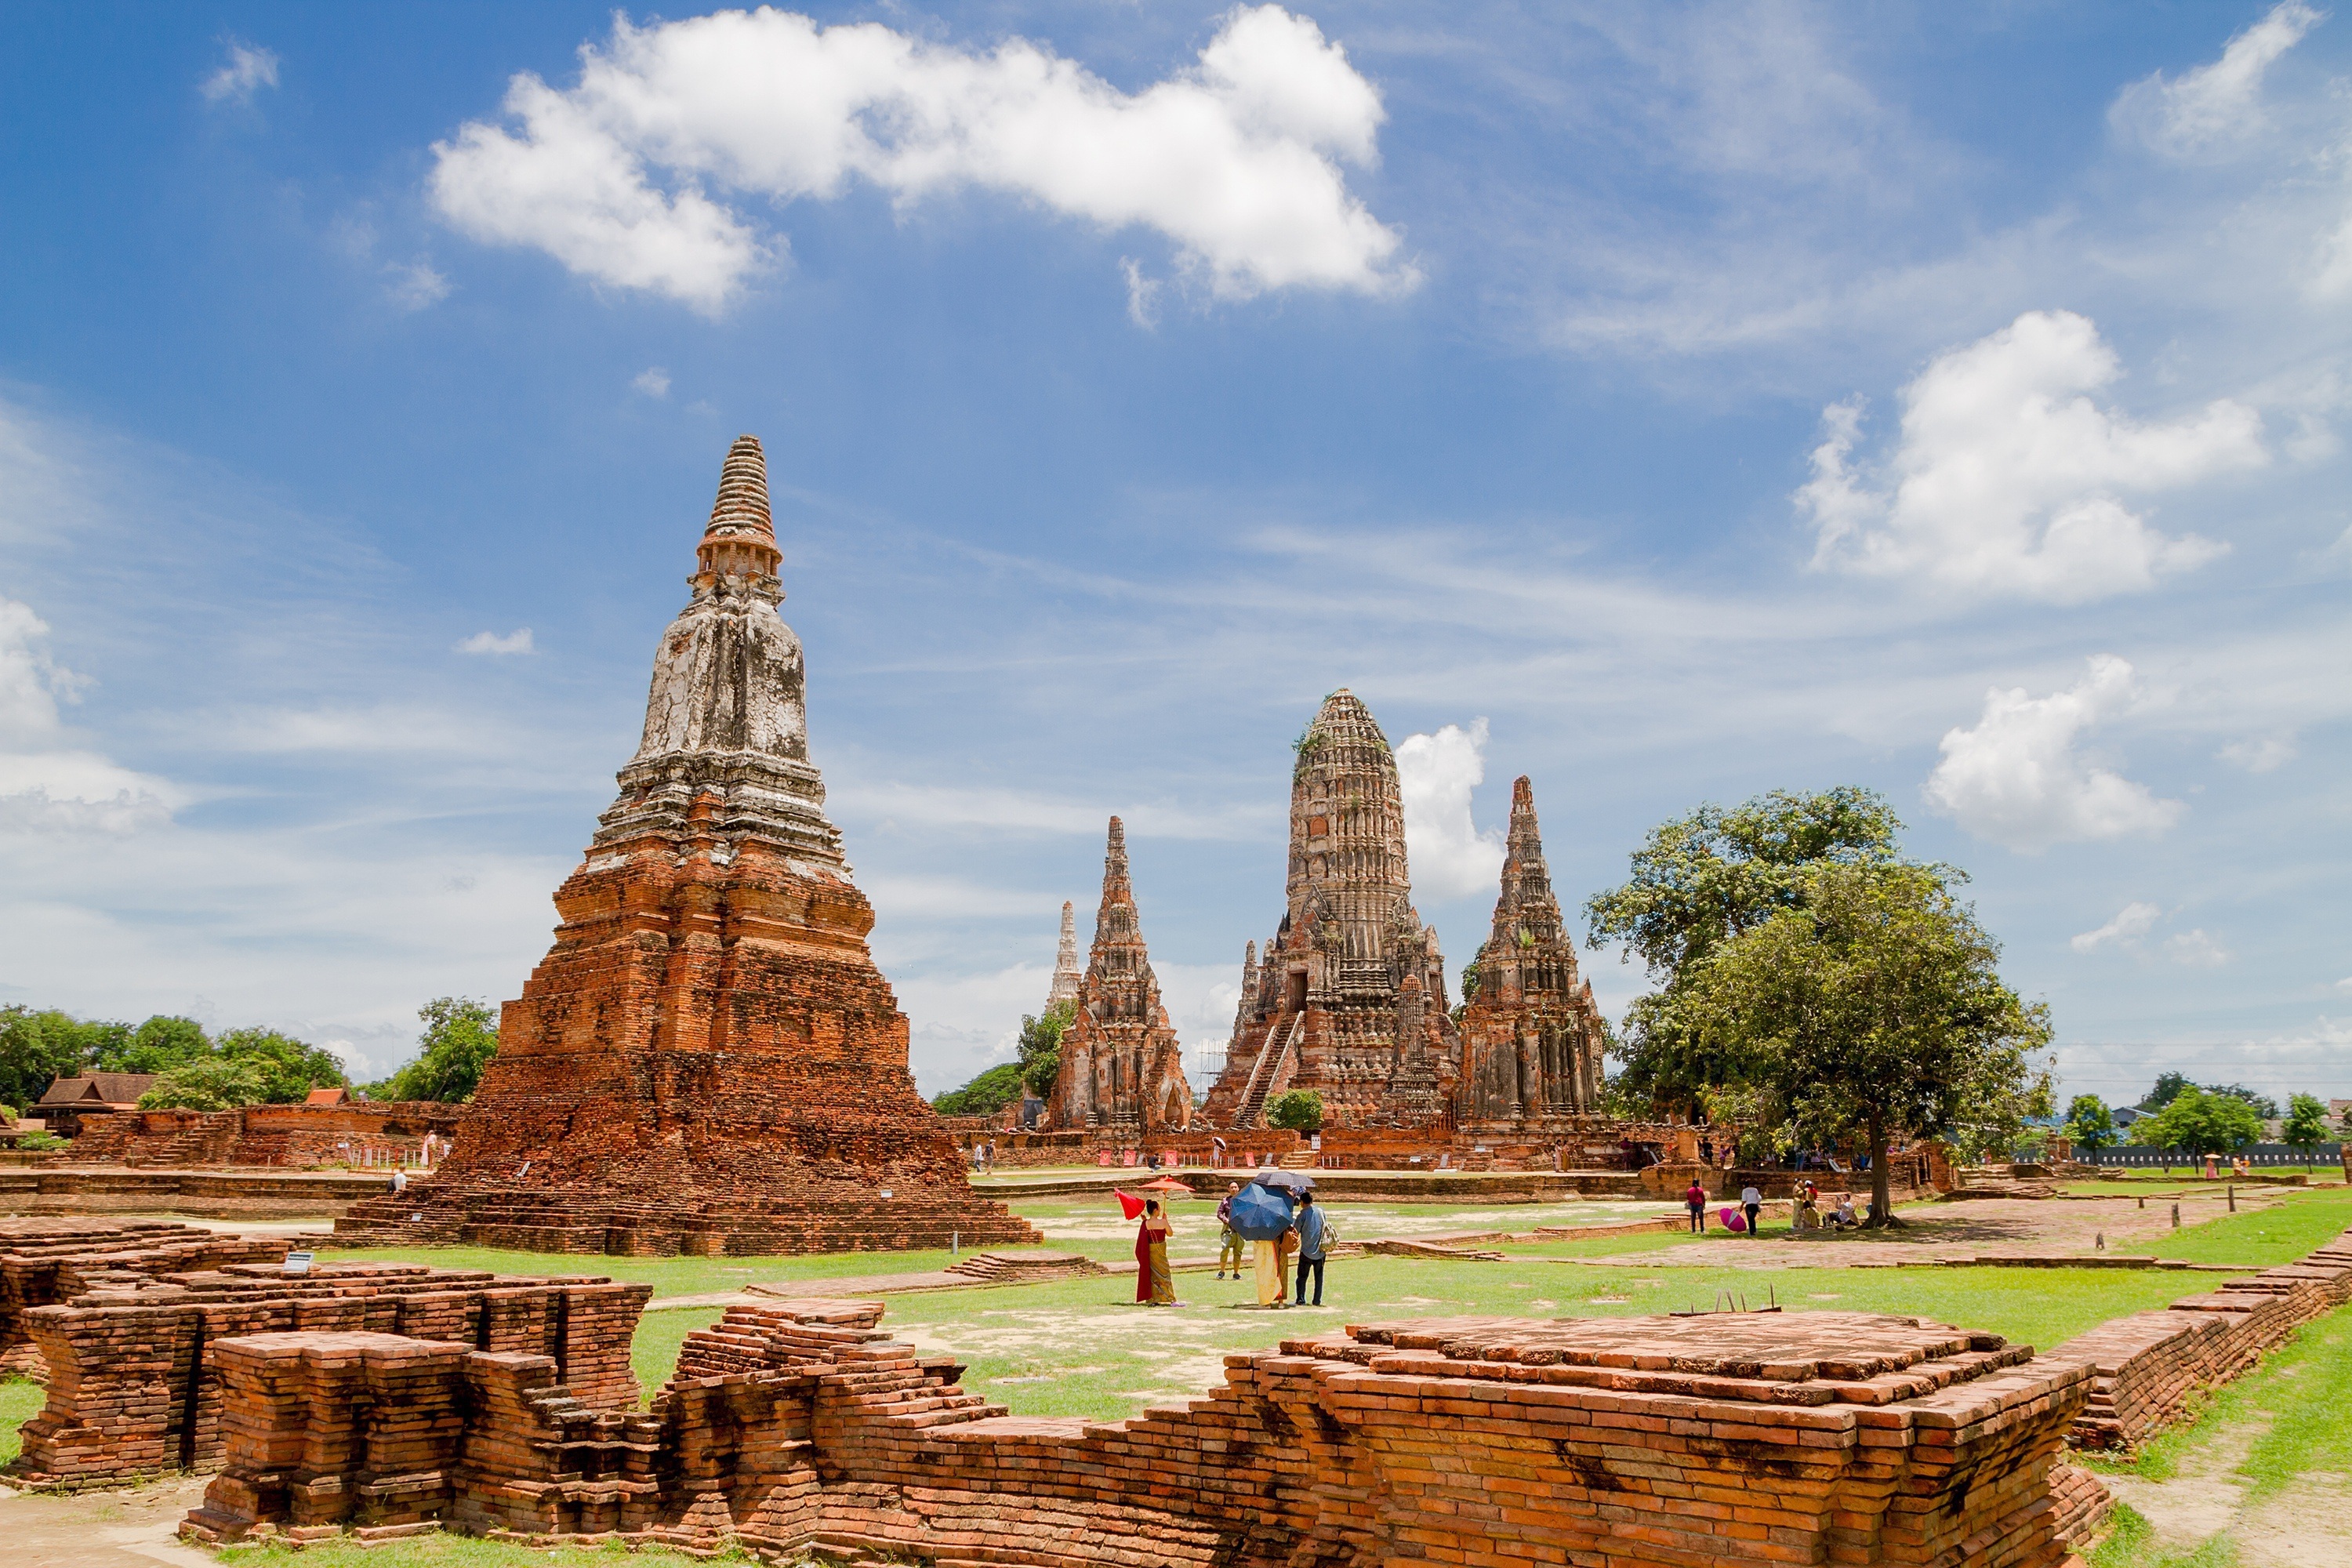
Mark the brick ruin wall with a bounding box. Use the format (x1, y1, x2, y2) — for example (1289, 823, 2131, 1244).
(183, 1299, 2101, 1567)
(1, 1224, 649, 1490)
(59, 1102, 466, 1170)
(9, 1217, 2344, 1560)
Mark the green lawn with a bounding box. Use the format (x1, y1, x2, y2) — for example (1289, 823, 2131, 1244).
(2085, 1299, 2352, 1566)
(628, 1255, 2228, 1424)
(2142, 1188, 2352, 1267)
(0, 1376, 41, 1465)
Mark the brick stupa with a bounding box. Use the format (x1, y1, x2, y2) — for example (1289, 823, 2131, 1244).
(1455, 775, 1610, 1128)
(1204, 690, 1457, 1130)
(339, 437, 1037, 1257)
(1047, 818, 1192, 1131)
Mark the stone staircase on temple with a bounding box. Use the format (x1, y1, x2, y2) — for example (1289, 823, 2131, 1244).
(1229, 1014, 1300, 1131)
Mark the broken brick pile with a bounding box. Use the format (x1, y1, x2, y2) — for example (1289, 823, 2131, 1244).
(4, 1253, 649, 1490)
(333, 436, 1033, 1260)
(0, 1218, 290, 1374)
(182, 1297, 2103, 1566)
(2043, 1226, 2352, 1450)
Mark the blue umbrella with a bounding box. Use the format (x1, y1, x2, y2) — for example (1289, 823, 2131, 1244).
(1226, 1181, 1295, 1242)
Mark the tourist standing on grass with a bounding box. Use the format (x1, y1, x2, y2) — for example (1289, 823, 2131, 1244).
(1684, 1177, 1707, 1232)
(1274, 1221, 1299, 1305)
(1740, 1183, 1763, 1236)
(1216, 1182, 1244, 1279)
(1136, 1200, 1176, 1305)
(1253, 1236, 1282, 1305)
(1293, 1192, 1329, 1306)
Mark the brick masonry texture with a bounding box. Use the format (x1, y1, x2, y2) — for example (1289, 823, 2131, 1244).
(1047, 816, 1192, 1134)
(163, 1221, 2352, 1563)
(61, 1102, 464, 1169)
(183, 1298, 2099, 1566)
(331, 437, 1033, 1260)
(1456, 777, 1611, 1130)
(1206, 689, 1461, 1132)
(3, 1231, 651, 1491)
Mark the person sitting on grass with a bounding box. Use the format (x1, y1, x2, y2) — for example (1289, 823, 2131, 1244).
(1827, 1196, 1857, 1229)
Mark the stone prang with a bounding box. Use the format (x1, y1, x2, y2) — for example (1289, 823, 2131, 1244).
(335, 437, 1036, 1258)
(1044, 900, 1082, 1011)
(1049, 818, 1192, 1132)
(1205, 690, 1457, 1130)
(1456, 775, 1609, 1127)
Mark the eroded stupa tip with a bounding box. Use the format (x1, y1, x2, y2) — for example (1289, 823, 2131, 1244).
(697, 435, 782, 587)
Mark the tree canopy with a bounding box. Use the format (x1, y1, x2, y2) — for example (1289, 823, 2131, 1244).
(1015, 1002, 1074, 1099)
(136, 1025, 347, 1109)
(2063, 1094, 2117, 1154)
(368, 998, 499, 1105)
(934, 1063, 1025, 1117)
(2140, 1087, 2263, 1157)
(1266, 1089, 1324, 1134)
(1675, 858, 2050, 1223)
(2281, 1093, 2331, 1157)
(1585, 786, 1906, 1115)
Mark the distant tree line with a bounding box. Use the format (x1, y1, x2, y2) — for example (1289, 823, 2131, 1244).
(0, 996, 502, 1117)
(2063, 1076, 2339, 1167)
(0, 1007, 347, 1113)
(931, 1001, 1073, 1118)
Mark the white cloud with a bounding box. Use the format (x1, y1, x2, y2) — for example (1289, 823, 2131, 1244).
(1802, 311, 2262, 602)
(2337, 977, 2352, 993)
(1924, 655, 2186, 852)
(2072, 901, 2162, 953)
(427, 5, 1412, 314)
(632, 367, 671, 397)
(455, 628, 534, 655)
(1122, 259, 1163, 330)
(201, 42, 280, 107)
(1396, 717, 1505, 902)
(2219, 734, 2299, 772)
(386, 262, 450, 310)
(2164, 928, 2232, 967)
(2111, 2, 2321, 158)
(0, 597, 179, 834)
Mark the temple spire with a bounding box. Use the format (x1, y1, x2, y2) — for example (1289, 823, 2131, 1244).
(695, 434, 782, 592)
(1047, 900, 1083, 1009)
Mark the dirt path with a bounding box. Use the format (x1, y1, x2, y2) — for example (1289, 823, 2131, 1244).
(1647, 1192, 2270, 1268)
(0, 1476, 214, 1568)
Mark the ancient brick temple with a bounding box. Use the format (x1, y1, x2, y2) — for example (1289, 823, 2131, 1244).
(336, 437, 1033, 1258)
(1456, 776, 1610, 1129)
(1044, 899, 1081, 1011)
(1047, 818, 1192, 1131)
(1204, 690, 1457, 1130)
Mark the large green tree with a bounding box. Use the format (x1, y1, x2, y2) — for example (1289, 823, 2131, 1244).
(139, 1056, 272, 1111)
(374, 998, 499, 1104)
(2281, 1093, 2330, 1166)
(934, 1063, 1025, 1117)
(1678, 860, 2052, 1226)
(2063, 1094, 2118, 1155)
(2141, 1087, 2263, 1160)
(1585, 786, 1905, 1117)
(0, 1007, 98, 1111)
(1015, 1002, 1075, 1099)
(93, 1015, 211, 1075)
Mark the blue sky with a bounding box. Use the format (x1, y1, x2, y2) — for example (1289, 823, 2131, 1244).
(2, 2, 2347, 1106)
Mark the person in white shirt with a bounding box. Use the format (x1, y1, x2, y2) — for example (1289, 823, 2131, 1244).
(1740, 1185, 1763, 1236)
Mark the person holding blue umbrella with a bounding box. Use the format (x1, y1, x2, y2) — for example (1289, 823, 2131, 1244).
(1224, 1180, 1295, 1306)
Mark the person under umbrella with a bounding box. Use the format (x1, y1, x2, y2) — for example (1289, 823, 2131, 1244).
(1134, 1198, 1176, 1305)
(1224, 1181, 1295, 1307)
(1215, 1181, 1243, 1279)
